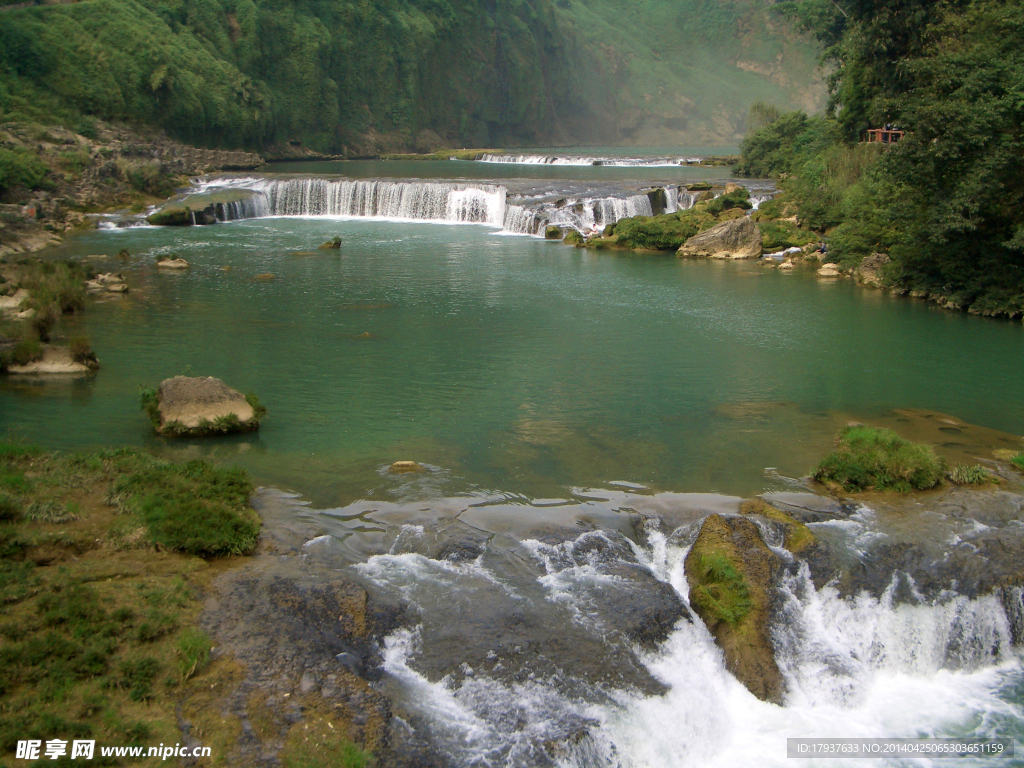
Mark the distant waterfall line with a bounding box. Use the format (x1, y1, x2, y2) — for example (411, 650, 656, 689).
(195, 178, 741, 236)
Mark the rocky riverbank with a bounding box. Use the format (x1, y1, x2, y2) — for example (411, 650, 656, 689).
(189, 416, 1023, 764)
(0, 119, 262, 258)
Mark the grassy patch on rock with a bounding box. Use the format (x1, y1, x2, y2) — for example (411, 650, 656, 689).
(688, 551, 753, 627)
(814, 425, 945, 492)
(0, 441, 259, 763)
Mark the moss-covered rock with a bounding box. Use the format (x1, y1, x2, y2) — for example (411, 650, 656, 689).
(609, 209, 715, 250)
(685, 514, 784, 703)
(701, 187, 752, 217)
(545, 225, 563, 240)
(563, 229, 585, 247)
(142, 376, 266, 437)
(147, 206, 193, 226)
(645, 187, 668, 216)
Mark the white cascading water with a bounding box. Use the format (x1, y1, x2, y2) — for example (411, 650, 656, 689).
(199, 178, 703, 237)
(363, 526, 1023, 768)
(476, 154, 704, 167)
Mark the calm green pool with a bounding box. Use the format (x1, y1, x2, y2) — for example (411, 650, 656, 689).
(2, 215, 1022, 506)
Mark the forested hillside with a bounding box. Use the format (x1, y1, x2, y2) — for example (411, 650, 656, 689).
(736, 0, 1024, 316)
(0, 0, 823, 154)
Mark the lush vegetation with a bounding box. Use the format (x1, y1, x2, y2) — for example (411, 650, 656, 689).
(814, 425, 945, 492)
(736, 0, 1024, 316)
(0, 0, 821, 153)
(0, 441, 257, 762)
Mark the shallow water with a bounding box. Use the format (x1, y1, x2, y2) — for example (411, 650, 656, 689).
(3, 212, 1024, 506)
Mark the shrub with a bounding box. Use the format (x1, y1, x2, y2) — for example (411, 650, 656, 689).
(10, 335, 43, 365)
(68, 335, 93, 364)
(814, 426, 946, 492)
(140, 388, 160, 429)
(0, 147, 50, 198)
(948, 464, 995, 485)
(245, 392, 268, 419)
(757, 220, 817, 251)
(702, 188, 751, 216)
(0, 493, 20, 522)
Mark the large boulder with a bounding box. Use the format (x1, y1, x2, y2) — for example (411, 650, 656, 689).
(856, 252, 891, 287)
(685, 514, 785, 703)
(145, 376, 265, 436)
(676, 217, 762, 259)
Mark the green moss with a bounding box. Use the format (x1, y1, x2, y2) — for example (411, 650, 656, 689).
(563, 229, 585, 247)
(609, 208, 715, 250)
(741, 499, 816, 555)
(814, 426, 946, 492)
(146, 206, 192, 227)
(1012, 454, 1024, 472)
(689, 552, 753, 627)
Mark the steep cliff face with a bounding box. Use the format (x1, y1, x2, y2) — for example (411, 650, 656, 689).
(0, 0, 823, 153)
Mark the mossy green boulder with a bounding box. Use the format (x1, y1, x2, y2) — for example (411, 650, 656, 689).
(685, 513, 784, 703)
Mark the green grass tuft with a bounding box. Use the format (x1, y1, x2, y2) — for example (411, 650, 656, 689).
(174, 628, 212, 683)
(814, 426, 945, 492)
(1011, 454, 1024, 472)
(689, 552, 752, 627)
(948, 464, 996, 485)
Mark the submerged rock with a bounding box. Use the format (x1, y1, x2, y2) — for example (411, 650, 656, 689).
(685, 514, 785, 703)
(6, 345, 96, 375)
(389, 460, 425, 473)
(676, 217, 762, 260)
(156, 257, 190, 269)
(146, 375, 265, 436)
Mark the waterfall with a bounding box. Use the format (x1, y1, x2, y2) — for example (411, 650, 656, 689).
(184, 178, 689, 237)
(358, 524, 1024, 768)
(252, 178, 507, 225)
(476, 153, 700, 168)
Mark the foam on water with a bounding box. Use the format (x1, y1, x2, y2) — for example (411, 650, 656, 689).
(363, 530, 1023, 768)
